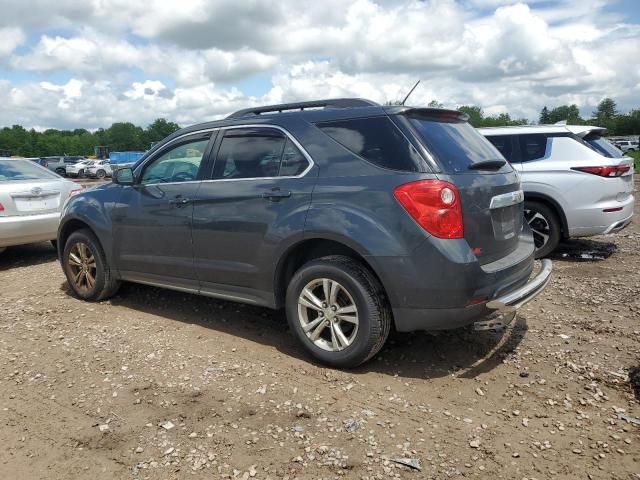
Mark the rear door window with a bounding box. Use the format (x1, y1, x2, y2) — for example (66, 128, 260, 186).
(409, 116, 509, 173)
(317, 116, 425, 172)
(486, 135, 515, 162)
(518, 134, 549, 162)
(212, 128, 310, 180)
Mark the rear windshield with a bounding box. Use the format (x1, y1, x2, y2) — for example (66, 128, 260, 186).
(0, 159, 59, 181)
(408, 117, 508, 173)
(584, 135, 624, 158)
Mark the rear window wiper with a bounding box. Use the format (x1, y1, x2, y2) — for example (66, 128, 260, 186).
(468, 159, 506, 171)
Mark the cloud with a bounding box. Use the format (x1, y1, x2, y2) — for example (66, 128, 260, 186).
(0, 0, 638, 130)
(0, 27, 25, 58)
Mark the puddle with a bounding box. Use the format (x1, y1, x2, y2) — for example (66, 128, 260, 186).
(550, 239, 616, 262)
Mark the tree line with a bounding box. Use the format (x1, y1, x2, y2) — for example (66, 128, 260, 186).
(0, 118, 181, 158)
(2, 98, 639, 158)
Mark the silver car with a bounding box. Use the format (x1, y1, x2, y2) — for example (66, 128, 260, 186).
(479, 125, 634, 257)
(0, 158, 82, 253)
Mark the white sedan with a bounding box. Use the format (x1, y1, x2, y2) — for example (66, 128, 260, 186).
(66, 159, 94, 178)
(0, 158, 82, 253)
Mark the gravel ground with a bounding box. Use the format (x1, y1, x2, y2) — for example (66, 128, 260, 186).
(1, 185, 639, 480)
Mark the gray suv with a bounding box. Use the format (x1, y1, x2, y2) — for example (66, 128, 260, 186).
(57, 99, 551, 368)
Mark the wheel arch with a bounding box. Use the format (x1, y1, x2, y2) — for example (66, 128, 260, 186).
(273, 237, 390, 310)
(524, 192, 569, 239)
(57, 218, 102, 261)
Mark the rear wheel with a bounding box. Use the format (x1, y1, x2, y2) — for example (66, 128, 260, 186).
(55, 168, 66, 176)
(285, 255, 391, 368)
(524, 201, 561, 258)
(62, 229, 120, 301)
(96, 169, 106, 179)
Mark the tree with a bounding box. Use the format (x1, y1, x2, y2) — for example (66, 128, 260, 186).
(593, 98, 617, 122)
(106, 122, 145, 151)
(539, 106, 550, 124)
(143, 118, 181, 146)
(427, 100, 444, 108)
(458, 105, 484, 127)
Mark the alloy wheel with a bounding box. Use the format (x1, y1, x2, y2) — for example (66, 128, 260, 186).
(524, 208, 551, 249)
(67, 242, 97, 292)
(297, 278, 359, 352)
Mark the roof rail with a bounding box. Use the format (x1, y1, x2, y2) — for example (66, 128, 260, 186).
(226, 98, 379, 119)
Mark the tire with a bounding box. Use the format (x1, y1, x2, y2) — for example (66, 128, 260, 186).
(285, 255, 391, 368)
(524, 201, 561, 259)
(96, 169, 106, 179)
(62, 229, 120, 301)
(55, 168, 66, 176)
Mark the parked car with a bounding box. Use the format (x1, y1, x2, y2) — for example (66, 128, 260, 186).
(616, 140, 639, 153)
(57, 99, 552, 368)
(0, 158, 82, 253)
(66, 160, 95, 178)
(87, 160, 112, 179)
(479, 125, 634, 258)
(38, 156, 85, 176)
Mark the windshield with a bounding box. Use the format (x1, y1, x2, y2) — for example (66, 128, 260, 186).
(0, 159, 60, 181)
(585, 135, 623, 158)
(408, 116, 510, 173)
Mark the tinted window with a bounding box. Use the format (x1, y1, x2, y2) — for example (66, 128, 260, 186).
(518, 134, 548, 162)
(486, 135, 514, 162)
(279, 138, 309, 176)
(318, 117, 424, 172)
(140, 138, 209, 185)
(214, 129, 284, 179)
(409, 117, 506, 173)
(585, 135, 624, 158)
(0, 159, 58, 181)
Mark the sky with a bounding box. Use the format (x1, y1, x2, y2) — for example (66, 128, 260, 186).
(0, 0, 638, 130)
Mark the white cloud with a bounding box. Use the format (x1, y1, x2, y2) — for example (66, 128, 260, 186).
(0, 27, 25, 57)
(0, 0, 638, 129)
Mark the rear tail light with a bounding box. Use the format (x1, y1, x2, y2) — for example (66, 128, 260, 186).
(394, 180, 464, 239)
(571, 165, 630, 177)
(68, 187, 83, 197)
(0, 202, 4, 212)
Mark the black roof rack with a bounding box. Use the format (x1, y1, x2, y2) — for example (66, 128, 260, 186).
(226, 98, 379, 119)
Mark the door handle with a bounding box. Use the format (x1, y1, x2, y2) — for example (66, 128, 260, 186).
(262, 188, 292, 201)
(169, 197, 192, 207)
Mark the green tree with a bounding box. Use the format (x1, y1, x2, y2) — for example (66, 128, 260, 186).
(539, 106, 550, 124)
(143, 118, 181, 146)
(458, 105, 484, 127)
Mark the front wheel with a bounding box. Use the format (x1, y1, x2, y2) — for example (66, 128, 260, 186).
(62, 229, 120, 301)
(95, 169, 106, 179)
(285, 255, 391, 368)
(524, 201, 561, 259)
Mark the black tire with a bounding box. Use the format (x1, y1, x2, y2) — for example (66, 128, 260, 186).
(524, 201, 561, 259)
(285, 255, 391, 368)
(96, 169, 106, 179)
(62, 229, 120, 301)
(55, 168, 66, 176)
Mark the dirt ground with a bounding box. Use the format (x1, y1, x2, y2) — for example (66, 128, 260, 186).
(1, 184, 639, 480)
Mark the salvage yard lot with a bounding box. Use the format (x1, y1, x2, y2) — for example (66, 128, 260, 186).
(1, 183, 639, 480)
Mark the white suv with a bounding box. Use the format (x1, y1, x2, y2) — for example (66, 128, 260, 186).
(616, 140, 638, 153)
(87, 160, 112, 179)
(479, 125, 634, 257)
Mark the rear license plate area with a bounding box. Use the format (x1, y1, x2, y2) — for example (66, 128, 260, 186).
(491, 204, 521, 240)
(14, 195, 58, 212)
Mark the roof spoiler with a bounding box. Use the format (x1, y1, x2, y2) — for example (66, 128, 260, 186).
(387, 106, 469, 122)
(227, 98, 379, 119)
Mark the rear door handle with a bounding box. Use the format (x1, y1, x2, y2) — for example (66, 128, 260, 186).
(262, 189, 292, 201)
(169, 197, 192, 207)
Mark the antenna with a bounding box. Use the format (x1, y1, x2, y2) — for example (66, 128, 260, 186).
(401, 80, 420, 106)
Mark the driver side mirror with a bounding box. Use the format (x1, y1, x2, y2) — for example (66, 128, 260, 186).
(112, 167, 135, 186)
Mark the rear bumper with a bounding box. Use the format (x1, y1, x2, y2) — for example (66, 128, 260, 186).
(0, 212, 60, 247)
(391, 259, 552, 332)
(568, 194, 634, 238)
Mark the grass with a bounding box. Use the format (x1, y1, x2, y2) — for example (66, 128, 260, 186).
(628, 150, 640, 173)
